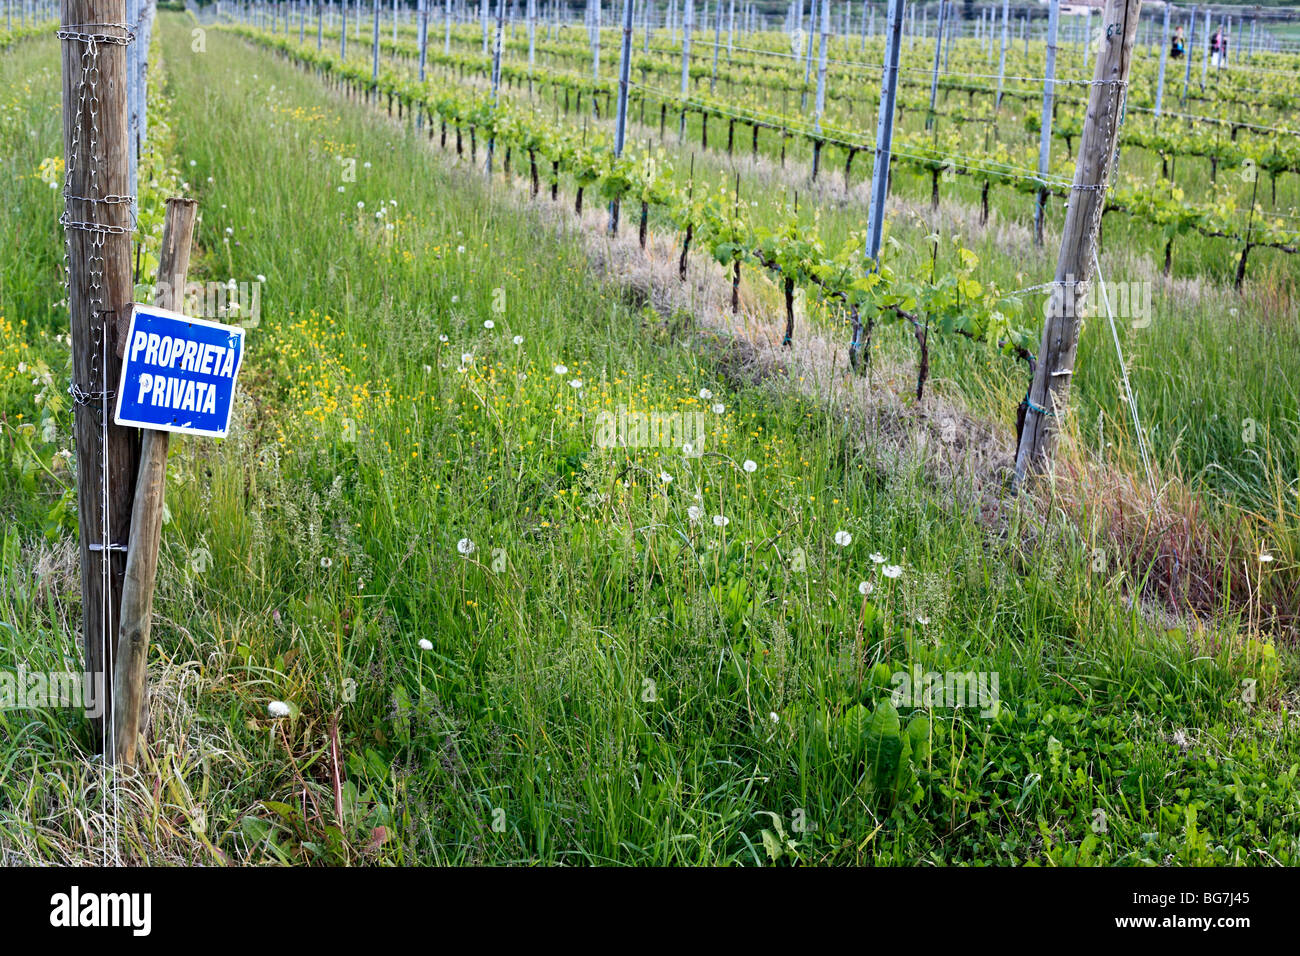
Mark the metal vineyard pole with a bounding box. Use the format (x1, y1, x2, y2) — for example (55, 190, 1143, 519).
(995, 0, 1007, 109)
(710, 0, 721, 92)
(812, 0, 828, 177)
(1182, 5, 1194, 103)
(679, 0, 692, 137)
(925, 0, 945, 131)
(487, 0, 503, 172)
(849, 0, 904, 368)
(62, 0, 138, 750)
(135, 0, 152, 133)
(610, 0, 634, 234)
(418, 0, 428, 79)
(943, 1, 951, 72)
(801, 0, 814, 110)
(1015, 0, 1143, 486)
(1154, 1, 1168, 118)
(126, 0, 139, 202)
(800, 0, 811, 111)
(592, 0, 601, 80)
(371, 0, 379, 80)
(1199, 7, 1208, 89)
(1084, 9, 1092, 71)
(318, 0, 324, 49)
(1034, 0, 1058, 246)
(445, 0, 451, 53)
(341, 0, 346, 58)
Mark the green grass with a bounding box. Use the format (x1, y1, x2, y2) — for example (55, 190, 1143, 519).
(0, 17, 1297, 865)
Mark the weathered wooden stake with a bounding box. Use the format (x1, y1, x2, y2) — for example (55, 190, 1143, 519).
(63, 0, 138, 748)
(113, 198, 198, 767)
(1015, 0, 1142, 485)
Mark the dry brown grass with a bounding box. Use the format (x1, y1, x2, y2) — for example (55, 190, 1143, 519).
(1032, 426, 1297, 641)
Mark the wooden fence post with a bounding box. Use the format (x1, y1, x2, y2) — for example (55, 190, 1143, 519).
(1014, 0, 1142, 486)
(113, 198, 198, 767)
(62, 0, 139, 748)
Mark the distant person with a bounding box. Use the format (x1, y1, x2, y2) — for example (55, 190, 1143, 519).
(1210, 27, 1224, 69)
(1171, 25, 1185, 59)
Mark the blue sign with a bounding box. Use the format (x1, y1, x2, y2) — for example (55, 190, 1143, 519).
(114, 305, 246, 438)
